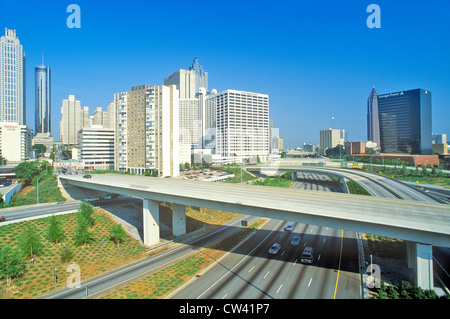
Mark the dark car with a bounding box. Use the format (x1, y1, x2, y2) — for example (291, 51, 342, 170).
(0, 216, 5, 222)
(83, 174, 92, 179)
(284, 224, 294, 231)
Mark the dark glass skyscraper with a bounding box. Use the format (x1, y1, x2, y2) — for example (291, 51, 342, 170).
(375, 88, 432, 155)
(35, 64, 51, 134)
(367, 85, 380, 146)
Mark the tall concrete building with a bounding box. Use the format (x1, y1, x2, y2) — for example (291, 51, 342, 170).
(178, 98, 199, 164)
(320, 128, 345, 153)
(215, 89, 269, 162)
(0, 28, 26, 125)
(114, 85, 179, 177)
(164, 57, 208, 99)
(60, 95, 91, 145)
(164, 69, 196, 99)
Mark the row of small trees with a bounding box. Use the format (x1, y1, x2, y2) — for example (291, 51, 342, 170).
(0, 202, 128, 286)
(372, 280, 448, 299)
(363, 164, 449, 178)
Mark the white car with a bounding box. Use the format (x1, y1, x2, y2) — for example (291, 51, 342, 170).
(301, 247, 314, 264)
(103, 194, 112, 200)
(83, 197, 98, 202)
(268, 243, 281, 255)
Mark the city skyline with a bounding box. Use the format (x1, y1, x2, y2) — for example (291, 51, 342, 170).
(0, 0, 449, 147)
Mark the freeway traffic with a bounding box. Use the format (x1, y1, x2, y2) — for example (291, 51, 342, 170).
(3, 167, 448, 299)
(171, 219, 361, 299)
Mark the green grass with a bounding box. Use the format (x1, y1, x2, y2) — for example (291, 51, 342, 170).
(215, 166, 259, 183)
(253, 177, 295, 188)
(346, 180, 371, 196)
(6, 175, 66, 207)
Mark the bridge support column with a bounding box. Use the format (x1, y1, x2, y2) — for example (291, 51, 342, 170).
(406, 242, 434, 290)
(143, 199, 160, 246)
(291, 172, 297, 181)
(416, 243, 434, 290)
(172, 203, 186, 236)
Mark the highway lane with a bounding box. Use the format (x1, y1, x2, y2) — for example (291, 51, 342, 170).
(0, 198, 141, 223)
(325, 168, 450, 292)
(172, 219, 360, 299)
(172, 172, 361, 299)
(0, 201, 81, 222)
(171, 169, 447, 299)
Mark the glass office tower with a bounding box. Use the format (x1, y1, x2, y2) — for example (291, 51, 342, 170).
(377, 88, 432, 155)
(35, 65, 51, 134)
(367, 85, 380, 146)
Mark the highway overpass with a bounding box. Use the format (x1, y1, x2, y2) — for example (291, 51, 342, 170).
(59, 173, 450, 290)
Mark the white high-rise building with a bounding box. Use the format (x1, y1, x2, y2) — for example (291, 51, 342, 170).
(179, 98, 199, 164)
(0, 123, 32, 163)
(215, 89, 269, 162)
(77, 126, 114, 170)
(0, 28, 26, 125)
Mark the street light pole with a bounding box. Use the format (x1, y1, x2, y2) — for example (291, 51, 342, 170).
(37, 176, 42, 204)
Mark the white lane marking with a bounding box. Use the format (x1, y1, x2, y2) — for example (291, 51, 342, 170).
(277, 284, 283, 294)
(196, 220, 284, 299)
(222, 294, 227, 299)
(264, 271, 270, 279)
(248, 266, 255, 273)
(281, 250, 285, 256)
(308, 278, 313, 288)
(318, 254, 321, 261)
(293, 259, 298, 265)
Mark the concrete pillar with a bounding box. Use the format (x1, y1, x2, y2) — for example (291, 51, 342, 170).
(406, 241, 416, 269)
(416, 243, 434, 290)
(406, 241, 434, 290)
(172, 203, 186, 237)
(143, 199, 160, 246)
(291, 172, 297, 181)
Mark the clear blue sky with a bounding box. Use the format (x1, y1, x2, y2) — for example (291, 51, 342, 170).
(1, 0, 449, 147)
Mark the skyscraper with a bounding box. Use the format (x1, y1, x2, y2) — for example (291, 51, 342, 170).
(60, 95, 82, 145)
(367, 85, 380, 146)
(0, 28, 26, 125)
(189, 57, 208, 94)
(215, 89, 269, 161)
(164, 57, 208, 99)
(114, 85, 180, 177)
(35, 63, 51, 134)
(319, 128, 345, 153)
(377, 88, 432, 155)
